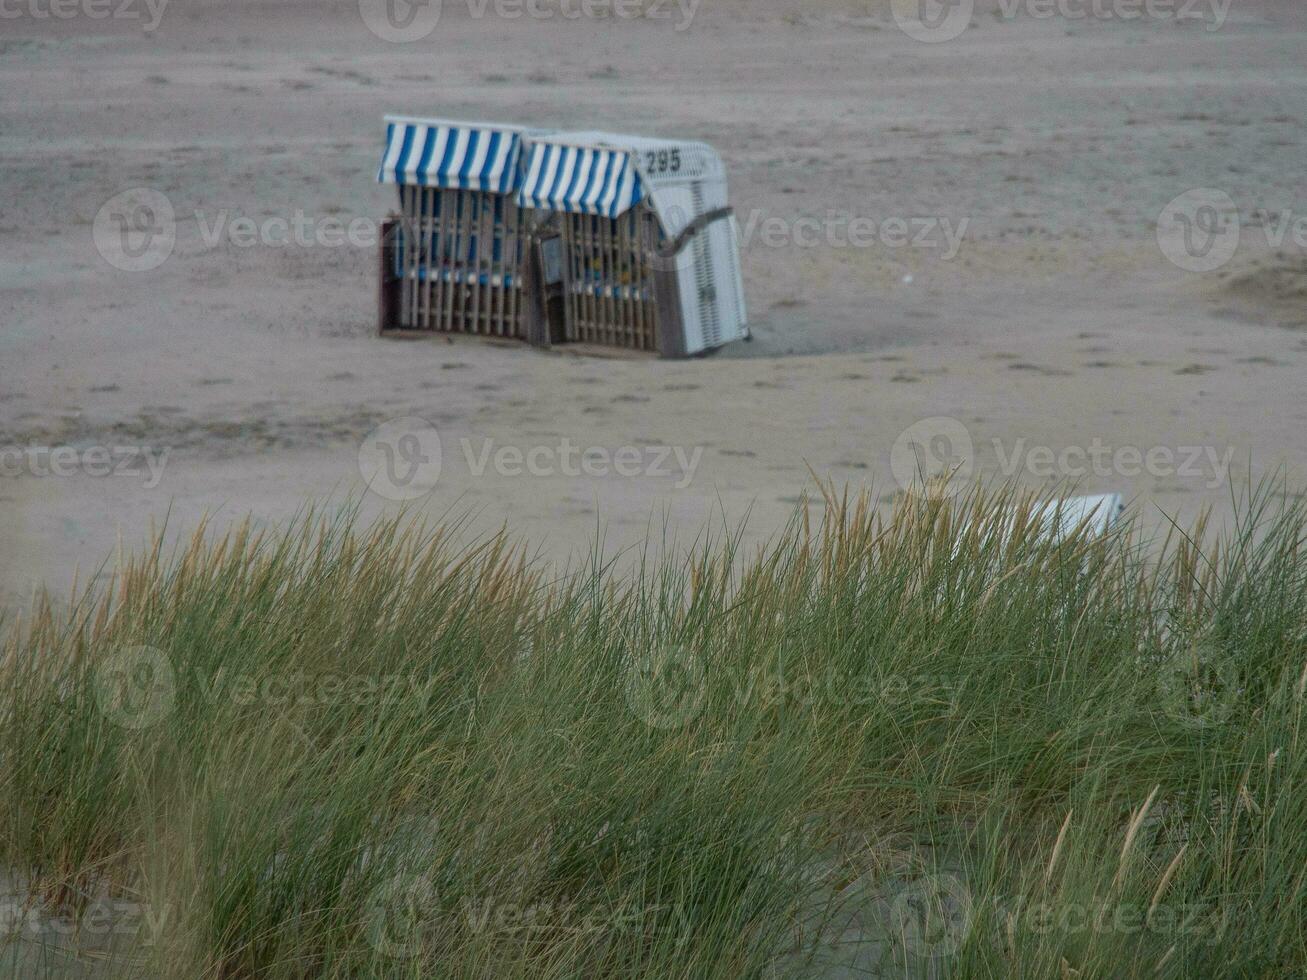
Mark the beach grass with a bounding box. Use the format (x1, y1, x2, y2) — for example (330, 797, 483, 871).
(2, 481, 1305, 978)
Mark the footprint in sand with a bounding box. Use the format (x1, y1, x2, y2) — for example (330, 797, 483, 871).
(1008, 363, 1072, 377)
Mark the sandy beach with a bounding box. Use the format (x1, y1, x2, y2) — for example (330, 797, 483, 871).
(3, 0, 1306, 612)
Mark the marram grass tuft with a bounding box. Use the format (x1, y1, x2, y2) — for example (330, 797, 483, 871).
(2, 481, 1306, 978)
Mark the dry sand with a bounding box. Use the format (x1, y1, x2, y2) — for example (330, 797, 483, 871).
(3, 0, 1307, 615)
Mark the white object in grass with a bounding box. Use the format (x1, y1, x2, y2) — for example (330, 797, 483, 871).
(1035, 493, 1125, 542)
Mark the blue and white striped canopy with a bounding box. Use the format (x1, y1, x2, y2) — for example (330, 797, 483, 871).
(515, 142, 644, 219)
(378, 121, 524, 193)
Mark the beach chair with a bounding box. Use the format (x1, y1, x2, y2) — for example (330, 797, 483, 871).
(377, 117, 748, 357)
